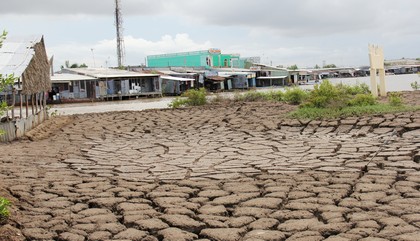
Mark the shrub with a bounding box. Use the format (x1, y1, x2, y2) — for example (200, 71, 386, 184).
(411, 81, 419, 90)
(209, 94, 229, 104)
(183, 88, 207, 106)
(0, 197, 11, 222)
(240, 91, 267, 102)
(0, 73, 15, 126)
(234, 91, 283, 103)
(304, 81, 376, 108)
(305, 80, 346, 108)
(337, 82, 370, 95)
(284, 87, 309, 105)
(388, 92, 403, 106)
(348, 94, 377, 106)
(265, 91, 284, 102)
(168, 97, 189, 108)
(168, 88, 207, 108)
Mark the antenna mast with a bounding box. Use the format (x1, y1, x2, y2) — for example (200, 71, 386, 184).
(115, 0, 125, 68)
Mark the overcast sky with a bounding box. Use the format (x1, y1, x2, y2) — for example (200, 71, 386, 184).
(1, 0, 419, 69)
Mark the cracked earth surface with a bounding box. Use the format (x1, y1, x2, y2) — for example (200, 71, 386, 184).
(1, 101, 420, 241)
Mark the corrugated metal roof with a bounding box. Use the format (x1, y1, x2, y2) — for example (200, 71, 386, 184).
(51, 73, 97, 82)
(216, 68, 255, 72)
(160, 70, 197, 76)
(257, 76, 287, 79)
(251, 63, 288, 71)
(64, 68, 160, 79)
(0, 35, 43, 78)
(161, 75, 195, 81)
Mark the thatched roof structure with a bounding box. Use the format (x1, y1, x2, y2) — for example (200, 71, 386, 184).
(0, 35, 51, 94)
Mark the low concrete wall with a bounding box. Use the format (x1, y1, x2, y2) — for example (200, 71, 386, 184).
(0, 110, 48, 142)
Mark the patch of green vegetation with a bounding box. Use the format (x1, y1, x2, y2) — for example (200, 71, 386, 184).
(0, 197, 11, 222)
(348, 94, 377, 106)
(337, 82, 370, 95)
(169, 88, 207, 108)
(170, 80, 419, 120)
(283, 87, 309, 105)
(411, 81, 419, 90)
(388, 92, 403, 106)
(234, 91, 265, 102)
(233, 90, 284, 102)
(265, 91, 284, 102)
(303, 80, 372, 109)
(290, 80, 419, 119)
(289, 104, 420, 120)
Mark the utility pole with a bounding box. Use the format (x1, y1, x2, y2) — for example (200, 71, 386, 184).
(115, 0, 125, 68)
(91, 48, 96, 68)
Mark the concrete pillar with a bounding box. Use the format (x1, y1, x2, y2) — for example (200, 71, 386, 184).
(370, 68, 378, 97)
(379, 69, 386, 96)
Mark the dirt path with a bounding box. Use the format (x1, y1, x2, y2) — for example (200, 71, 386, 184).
(0, 95, 419, 240)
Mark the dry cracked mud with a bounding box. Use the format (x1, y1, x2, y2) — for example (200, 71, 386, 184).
(1, 98, 420, 241)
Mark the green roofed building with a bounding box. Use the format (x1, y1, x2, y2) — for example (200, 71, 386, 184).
(147, 49, 241, 68)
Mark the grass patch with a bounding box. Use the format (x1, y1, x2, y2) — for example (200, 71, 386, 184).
(169, 88, 207, 108)
(411, 81, 419, 90)
(0, 197, 11, 223)
(283, 87, 309, 105)
(288, 80, 420, 119)
(170, 80, 420, 120)
(388, 92, 403, 106)
(233, 90, 284, 102)
(289, 104, 420, 119)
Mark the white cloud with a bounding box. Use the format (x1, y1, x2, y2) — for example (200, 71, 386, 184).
(4, 0, 420, 68)
(4, 0, 420, 37)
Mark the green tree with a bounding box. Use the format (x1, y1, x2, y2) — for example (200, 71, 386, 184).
(0, 31, 17, 133)
(61, 61, 88, 69)
(0, 30, 7, 48)
(287, 64, 299, 70)
(323, 64, 337, 68)
(314, 64, 320, 69)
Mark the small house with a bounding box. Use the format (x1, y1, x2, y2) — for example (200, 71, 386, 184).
(62, 68, 162, 99)
(0, 35, 51, 141)
(251, 64, 289, 87)
(50, 73, 98, 101)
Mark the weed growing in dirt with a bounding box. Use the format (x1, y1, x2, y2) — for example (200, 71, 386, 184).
(290, 81, 417, 119)
(46, 105, 59, 117)
(265, 91, 284, 102)
(347, 94, 377, 106)
(411, 81, 419, 90)
(388, 92, 403, 106)
(168, 97, 188, 108)
(283, 87, 309, 105)
(337, 82, 370, 95)
(234, 91, 264, 102)
(0, 197, 11, 222)
(303, 80, 373, 108)
(209, 94, 229, 104)
(234, 91, 284, 102)
(169, 88, 207, 108)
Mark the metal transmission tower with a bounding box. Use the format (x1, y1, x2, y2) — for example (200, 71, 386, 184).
(115, 0, 125, 68)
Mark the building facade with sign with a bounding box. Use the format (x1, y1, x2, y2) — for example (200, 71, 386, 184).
(147, 49, 241, 68)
